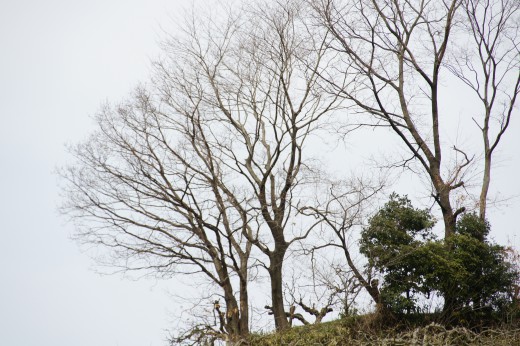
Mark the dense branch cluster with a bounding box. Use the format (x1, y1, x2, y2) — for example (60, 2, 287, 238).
(60, 0, 520, 343)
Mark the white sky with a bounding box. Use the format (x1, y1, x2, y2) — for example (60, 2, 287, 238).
(0, 1, 519, 346)
(0, 1, 189, 345)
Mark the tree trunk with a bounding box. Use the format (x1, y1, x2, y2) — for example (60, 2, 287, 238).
(440, 204, 456, 239)
(222, 275, 249, 345)
(222, 285, 241, 340)
(479, 152, 491, 221)
(238, 269, 249, 338)
(433, 178, 457, 238)
(268, 249, 289, 331)
(441, 288, 459, 323)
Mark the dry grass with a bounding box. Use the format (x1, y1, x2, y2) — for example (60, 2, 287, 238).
(248, 319, 520, 345)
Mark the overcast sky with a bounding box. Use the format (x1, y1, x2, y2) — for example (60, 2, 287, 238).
(0, 1, 191, 345)
(0, 1, 519, 346)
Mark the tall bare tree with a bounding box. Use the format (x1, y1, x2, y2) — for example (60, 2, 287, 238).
(61, 0, 339, 336)
(452, 0, 520, 221)
(61, 85, 254, 342)
(313, 0, 519, 238)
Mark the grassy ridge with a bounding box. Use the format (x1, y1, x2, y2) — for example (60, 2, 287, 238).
(248, 317, 520, 345)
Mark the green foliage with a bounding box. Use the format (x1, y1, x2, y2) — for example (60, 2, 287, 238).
(456, 212, 490, 241)
(360, 194, 436, 314)
(360, 193, 435, 262)
(446, 214, 517, 318)
(360, 195, 519, 322)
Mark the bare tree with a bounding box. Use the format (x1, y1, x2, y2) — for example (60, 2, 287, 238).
(313, 0, 519, 238)
(61, 0, 340, 337)
(451, 0, 520, 221)
(61, 85, 254, 342)
(173, 1, 342, 330)
(300, 178, 387, 312)
(169, 296, 241, 345)
(283, 256, 362, 325)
